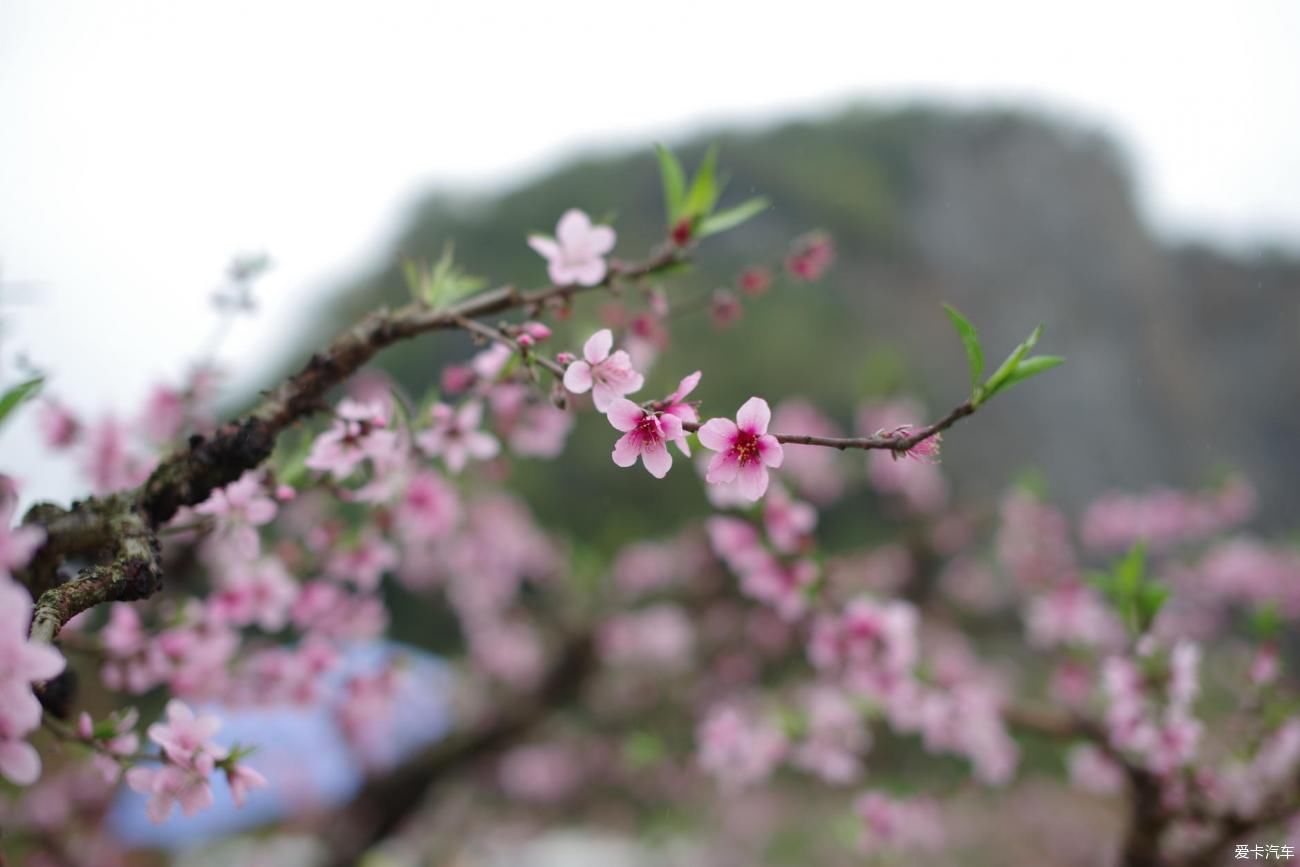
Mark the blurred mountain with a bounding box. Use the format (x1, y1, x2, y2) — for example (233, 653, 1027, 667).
(295, 105, 1300, 538)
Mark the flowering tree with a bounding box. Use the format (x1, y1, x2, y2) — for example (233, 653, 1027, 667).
(1, 147, 1296, 866)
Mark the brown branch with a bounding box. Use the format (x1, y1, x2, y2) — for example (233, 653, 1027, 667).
(459, 314, 978, 456)
(28, 504, 161, 647)
(138, 246, 682, 528)
(20, 247, 683, 642)
(318, 631, 596, 867)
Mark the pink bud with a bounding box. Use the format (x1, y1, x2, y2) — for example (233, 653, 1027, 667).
(710, 289, 743, 329)
(522, 322, 552, 341)
(556, 352, 576, 366)
(671, 217, 693, 246)
(78, 712, 94, 739)
(441, 364, 476, 395)
(738, 266, 772, 295)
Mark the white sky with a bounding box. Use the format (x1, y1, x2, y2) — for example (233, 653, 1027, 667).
(2, 0, 1299, 504)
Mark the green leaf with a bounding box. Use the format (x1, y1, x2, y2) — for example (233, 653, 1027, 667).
(623, 731, 666, 768)
(942, 304, 984, 395)
(999, 355, 1065, 391)
(1250, 603, 1282, 640)
(1136, 581, 1170, 631)
(1115, 542, 1147, 599)
(407, 243, 486, 309)
(654, 144, 686, 223)
(981, 324, 1043, 401)
(0, 377, 43, 430)
(696, 196, 769, 238)
(681, 144, 720, 220)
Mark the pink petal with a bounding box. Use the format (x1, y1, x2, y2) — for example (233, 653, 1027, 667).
(736, 463, 770, 501)
(611, 434, 640, 468)
(606, 399, 645, 433)
(548, 261, 578, 286)
(657, 412, 683, 440)
(583, 329, 613, 364)
(0, 740, 40, 786)
(736, 397, 771, 434)
(457, 401, 484, 429)
(673, 435, 692, 458)
(697, 418, 738, 452)
(466, 432, 500, 460)
(706, 451, 740, 485)
(641, 442, 673, 478)
(587, 224, 616, 256)
(571, 258, 608, 287)
(527, 235, 559, 260)
(20, 643, 66, 682)
(591, 383, 621, 414)
(556, 209, 593, 247)
(671, 371, 701, 402)
(562, 361, 593, 394)
(179, 780, 214, 816)
(758, 435, 784, 468)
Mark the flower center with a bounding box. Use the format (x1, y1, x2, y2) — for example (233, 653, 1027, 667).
(733, 432, 760, 465)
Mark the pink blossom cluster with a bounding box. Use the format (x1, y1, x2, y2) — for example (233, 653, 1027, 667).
(0, 575, 66, 785)
(126, 700, 265, 822)
(1100, 642, 1203, 777)
(1081, 476, 1256, 553)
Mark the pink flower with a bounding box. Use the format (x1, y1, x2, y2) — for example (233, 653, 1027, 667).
(37, 400, 80, 449)
(326, 530, 399, 592)
(304, 400, 398, 480)
(1, 496, 45, 578)
(792, 687, 869, 784)
(224, 763, 267, 808)
(786, 232, 834, 281)
(82, 415, 151, 494)
(193, 471, 277, 559)
(126, 764, 214, 823)
(598, 604, 694, 670)
(854, 791, 942, 852)
(809, 598, 919, 692)
(0, 738, 41, 786)
(0, 576, 66, 785)
(146, 700, 227, 768)
(740, 556, 819, 621)
(698, 397, 784, 501)
(738, 266, 771, 296)
(209, 558, 299, 632)
(697, 704, 788, 790)
(416, 402, 500, 473)
(561, 329, 644, 412)
(606, 399, 686, 479)
(710, 288, 743, 328)
(763, 484, 817, 553)
(528, 209, 616, 286)
(137, 385, 186, 442)
(1068, 744, 1125, 795)
(651, 370, 702, 424)
(396, 470, 460, 542)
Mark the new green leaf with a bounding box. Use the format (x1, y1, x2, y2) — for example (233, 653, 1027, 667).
(681, 144, 720, 221)
(0, 377, 43, 430)
(654, 144, 687, 223)
(696, 196, 769, 238)
(980, 324, 1043, 402)
(942, 304, 984, 395)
